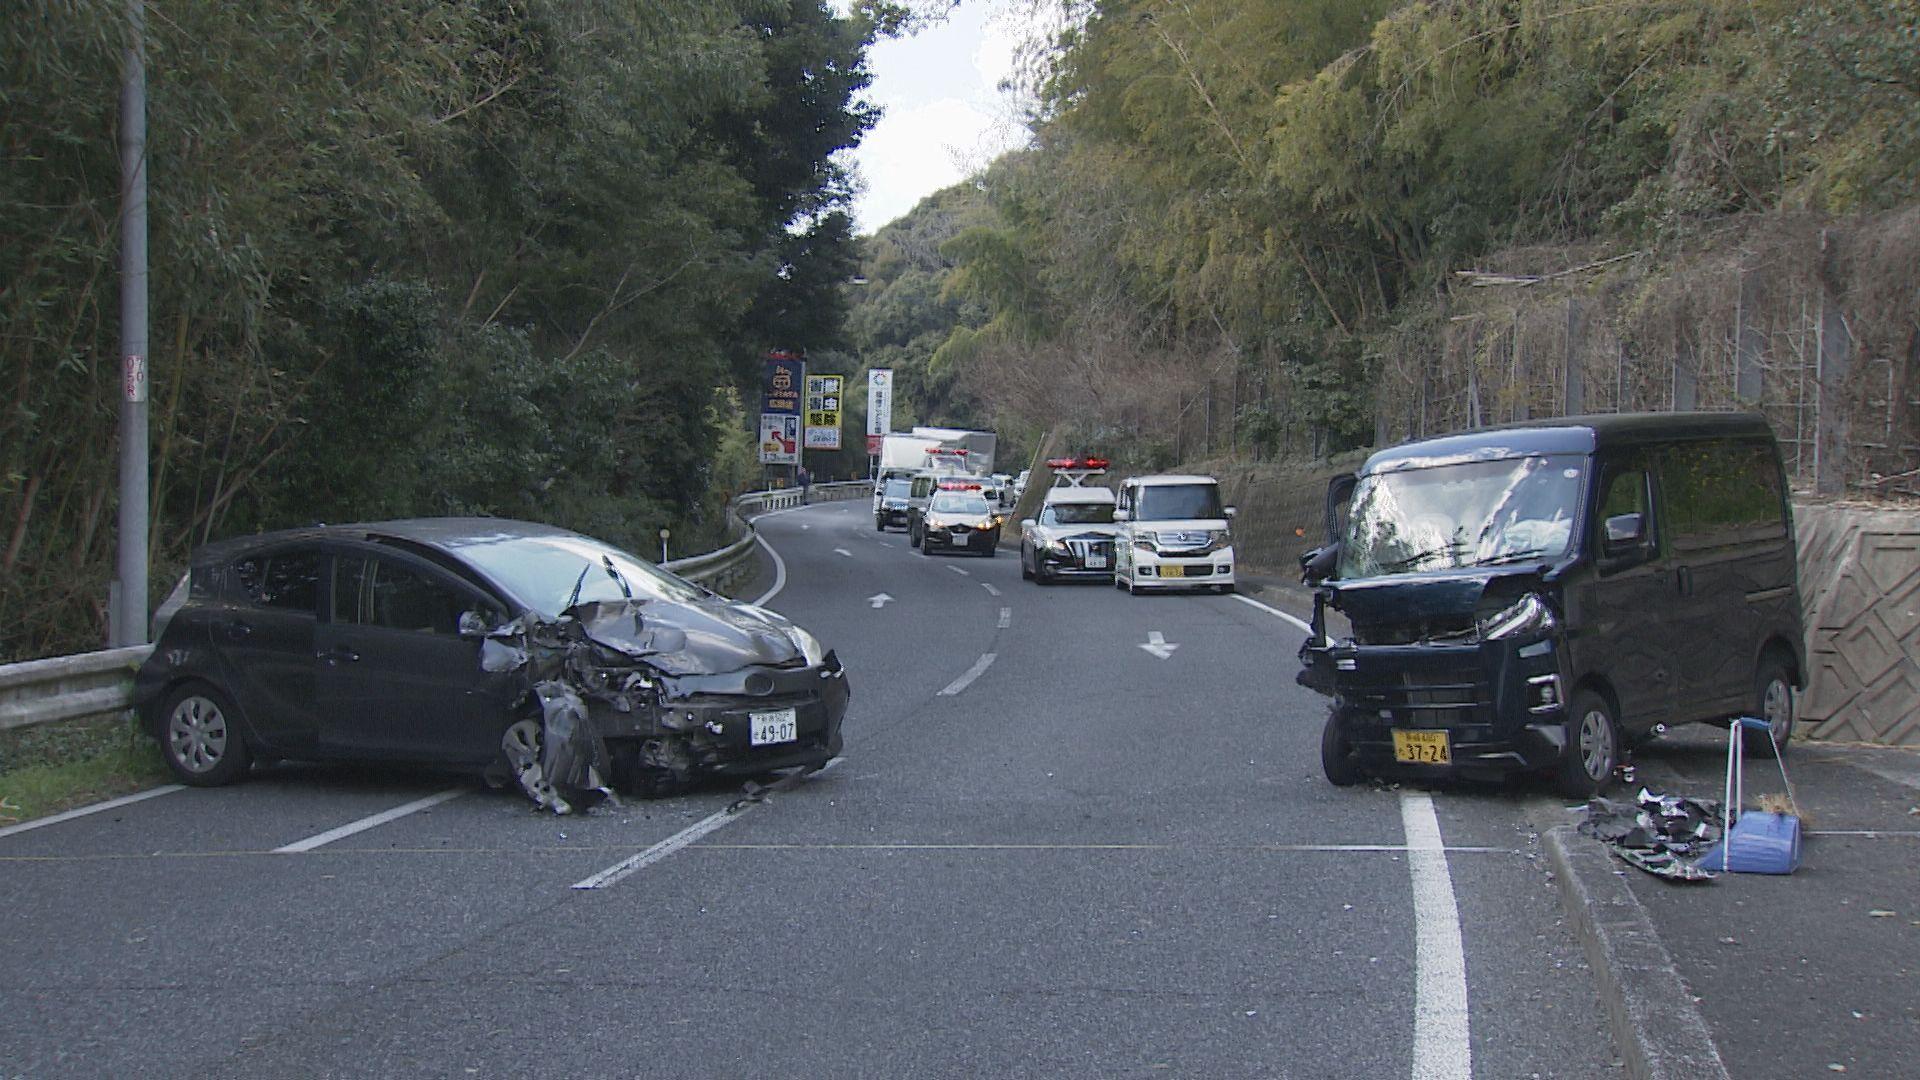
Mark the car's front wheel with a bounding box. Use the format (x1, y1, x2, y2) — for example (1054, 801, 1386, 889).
(1556, 690, 1621, 798)
(500, 718, 606, 813)
(1321, 709, 1365, 787)
(158, 681, 253, 786)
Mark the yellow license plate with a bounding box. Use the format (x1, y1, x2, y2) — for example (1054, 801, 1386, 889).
(1392, 729, 1452, 765)
(1160, 564, 1185, 578)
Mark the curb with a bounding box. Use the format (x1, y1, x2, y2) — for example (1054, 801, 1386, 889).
(1543, 825, 1731, 1080)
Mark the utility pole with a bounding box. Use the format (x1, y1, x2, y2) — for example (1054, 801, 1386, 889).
(113, 0, 150, 646)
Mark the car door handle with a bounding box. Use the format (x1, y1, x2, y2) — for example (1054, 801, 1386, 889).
(316, 646, 360, 664)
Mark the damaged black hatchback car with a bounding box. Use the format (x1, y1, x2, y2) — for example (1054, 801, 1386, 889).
(133, 519, 848, 811)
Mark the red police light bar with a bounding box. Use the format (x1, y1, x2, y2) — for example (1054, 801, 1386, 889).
(1046, 456, 1110, 470)
(937, 480, 982, 490)
(927, 447, 969, 457)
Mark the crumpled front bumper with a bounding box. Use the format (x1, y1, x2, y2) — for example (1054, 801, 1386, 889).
(1305, 636, 1570, 780)
(589, 655, 850, 774)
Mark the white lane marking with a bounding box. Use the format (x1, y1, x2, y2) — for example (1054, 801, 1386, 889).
(751, 530, 788, 607)
(274, 788, 467, 853)
(878, 541, 895, 548)
(834, 548, 853, 558)
(997, 607, 1012, 628)
(869, 592, 893, 609)
(1140, 630, 1180, 660)
(1401, 793, 1472, 1080)
(696, 842, 1514, 853)
(573, 759, 842, 890)
(981, 582, 1001, 597)
(1232, 593, 1313, 634)
(938, 653, 997, 696)
(801, 524, 811, 530)
(946, 565, 971, 577)
(0, 784, 185, 842)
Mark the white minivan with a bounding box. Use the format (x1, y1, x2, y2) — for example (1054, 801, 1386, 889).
(1112, 474, 1236, 594)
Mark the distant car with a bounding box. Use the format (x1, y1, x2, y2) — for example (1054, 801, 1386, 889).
(132, 519, 849, 812)
(874, 476, 913, 531)
(918, 490, 1002, 556)
(1112, 474, 1236, 594)
(1013, 469, 1031, 500)
(1020, 487, 1118, 584)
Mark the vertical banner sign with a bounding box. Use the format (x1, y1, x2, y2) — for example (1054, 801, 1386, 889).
(760, 350, 804, 465)
(804, 374, 843, 450)
(866, 368, 893, 455)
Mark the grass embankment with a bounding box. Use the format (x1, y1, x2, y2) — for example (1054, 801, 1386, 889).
(0, 715, 170, 826)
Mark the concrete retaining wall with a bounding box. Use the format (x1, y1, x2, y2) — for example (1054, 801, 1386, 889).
(1796, 503, 1920, 747)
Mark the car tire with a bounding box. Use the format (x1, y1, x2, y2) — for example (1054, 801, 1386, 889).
(1216, 583, 1236, 595)
(875, 516, 885, 532)
(919, 539, 933, 556)
(1556, 689, 1621, 798)
(1021, 549, 1034, 580)
(500, 717, 607, 813)
(1321, 709, 1365, 787)
(158, 681, 253, 787)
(1748, 653, 1796, 759)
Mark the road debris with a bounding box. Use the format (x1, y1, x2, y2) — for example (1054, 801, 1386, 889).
(1577, 789, 1725, 882)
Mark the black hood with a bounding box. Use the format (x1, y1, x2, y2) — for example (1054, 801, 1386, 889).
(566, 598, 802, 675)
(1330, 566, 1544, 625)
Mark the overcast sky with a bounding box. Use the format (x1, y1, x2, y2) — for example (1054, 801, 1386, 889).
(843, 2, 1037, 234)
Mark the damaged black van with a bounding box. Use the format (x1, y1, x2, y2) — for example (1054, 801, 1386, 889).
(1298, 412, 1803, 796)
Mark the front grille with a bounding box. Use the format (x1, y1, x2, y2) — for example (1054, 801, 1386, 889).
(1343, 663, 1491, 726)
(1352, 615, 1477, 646)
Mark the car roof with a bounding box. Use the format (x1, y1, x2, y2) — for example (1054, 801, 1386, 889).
(1362, 411, 1776, 475)
(188, 517, 577, 567)
(1043, 488, 1116, 505)
(1127, 474, 1218, 486)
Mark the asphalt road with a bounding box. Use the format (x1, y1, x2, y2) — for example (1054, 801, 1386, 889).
(1, 502, 1624, 1078)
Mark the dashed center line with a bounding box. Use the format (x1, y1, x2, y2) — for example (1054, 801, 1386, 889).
(946, 565, 971, 577)
(980, 582, 1001, 597)
(274, 788, 467, 853)
(997, 607, 1011, 628)
(938, 653, 997, 696)
(833, 548, 853, 558)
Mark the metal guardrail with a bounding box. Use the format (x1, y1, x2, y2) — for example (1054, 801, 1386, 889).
(0, 644, 154, 733)
(0, 482, 872, 737)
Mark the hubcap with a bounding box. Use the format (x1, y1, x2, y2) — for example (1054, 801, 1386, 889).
(166, 695, 228, 774)
(1579, 708, 1615, 781)
(1763, 677, 1793, 745)
(502, 719, 557, 804)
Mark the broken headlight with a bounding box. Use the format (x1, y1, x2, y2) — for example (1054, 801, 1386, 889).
(784, 624, 829, 667)
(1478, 593, 1557, 641)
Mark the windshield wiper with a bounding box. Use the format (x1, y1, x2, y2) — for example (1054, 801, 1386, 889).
(601, 554, 633, 600)
(1383, 542, 1465, 571)
(563, 562, 591, 611)
(1477, 548, 1552, 566)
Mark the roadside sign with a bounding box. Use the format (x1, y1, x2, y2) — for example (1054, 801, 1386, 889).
(805, 374, 843, 450)
(759, 413, 799, 465)
(762, 351, 803, 415)
(867, 369, 892, 437)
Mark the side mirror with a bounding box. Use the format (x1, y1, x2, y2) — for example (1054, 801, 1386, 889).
(458, 609, 495, 638)
(1602, 512, 1648, 558)
(1113, 509, 1131, 522)
(1300, 544, 1340, 585)
(1019, 519, 1035, 530)
(1224, 506, 1237, 519)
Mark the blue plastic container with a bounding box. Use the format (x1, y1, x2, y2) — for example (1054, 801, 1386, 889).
(1697, 810, 1802, 874)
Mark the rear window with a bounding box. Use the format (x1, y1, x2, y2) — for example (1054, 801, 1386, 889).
(232, 550, 321, 613)
(1657, 439, 1787, 550)
(1135, 484, 1224, 521)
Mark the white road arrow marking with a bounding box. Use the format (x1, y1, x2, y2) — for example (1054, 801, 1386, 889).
(998, 607, 1012, 628)
(834, 548, 853, 558)
(1139, 630, 1180, 660)
(869, 593, 893, 609)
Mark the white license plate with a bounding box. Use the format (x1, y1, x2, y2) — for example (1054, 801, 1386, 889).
(1085, 553, 1108, 569)
(750, 708, 797, 746)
